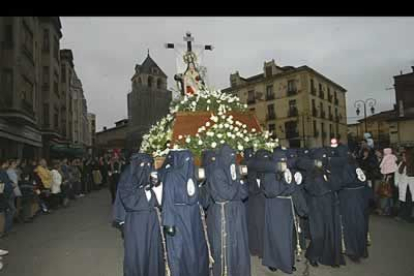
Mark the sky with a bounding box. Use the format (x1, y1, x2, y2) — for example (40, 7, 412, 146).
(60, 17, 414, 130)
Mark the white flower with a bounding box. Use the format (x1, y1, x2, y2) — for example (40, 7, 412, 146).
(207, 131, 214, 137)
(224, 123, 230, 129)
(219, 124, 224, 129)
(234, 127, 239, 132)
(207, 99, 211, 104)
(244, 137, 250, 143)
(229, 125, 234, 130)
(205, 121, 211, 127)
(243, 129, 247, 134)
(237, 144, 244, 151)
(185, 137, 191, 143)
(217, 133, 223, 139)
(227, 132, 233, 137)
(198, 140, 203, 146)
(244, 104, 248, 108)
(178, 135, 183, 140)
(212, 124, 218, 129)
(173, 144, 180, 149)
(210, 115, 219, 123)
(220, 140, 225, 144)
(251, 128, 256, 133)
(211, 142, 217, 148)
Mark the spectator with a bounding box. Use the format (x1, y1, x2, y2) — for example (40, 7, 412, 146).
(378, 148, 398, 216)
(34, 159, 52, 213)
(69, 159, 83, 198)
(50, 160, 63, 209)
(0, 160, 14, 236)
(18, 161, 36, 223)
(7, 159, 22, 223)
(394, 149, 414, 222)
(109, 155, 122, 204)
(92, 157, 103, 190)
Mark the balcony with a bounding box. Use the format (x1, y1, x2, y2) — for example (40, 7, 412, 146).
(334, 98, 339, 105)
(311, 86, 317, 95)
(312, 108, 318, 117)
(266, 113, 276, 121)
(287, 88, 297, 97)
(286, 131, 300, 139)
(266, 93, 275, 101)
(247, 98, 256, 105)
(320, 111, 326, 119)
(319, 90, 325, 99)
(288, 108, 298, 117)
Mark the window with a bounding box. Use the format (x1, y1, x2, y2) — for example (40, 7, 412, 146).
(310, 78, 316, 94)
(43, 29, 50, 52)
(43, 103, 50, 126)
(54, 106, 59, 129)
(268, 123, 276, 133)
(320, 102, 324, 118)
(321, 122, 326, 138)
(288, 80, 296, 92)
(285, 121, 299, 138)
(267, 104, 275, 114)
(247, 90, 255, 104)
(313, 120, 318, 136)
(22, 22, 34, 60)
(53, 37, 59, 61)
(312, 99, 317, 116)
(157, 78, 162, 89)
(330, 124, 334, 138)
(61, 64, 66, 83)
(54, 80, 59, 98)
(4, 24, 13, 48)
(289, 99, 298, 116)
(148, 76, 153, 88)
(266, 85, 274, 100)
(21, 76, 34, 105)
(249, 108, 255, 112)
(328, 106, 332, 120)
(265, 66, 272, 77)
(138, 77, 142, 85)
(43, 66, 49, 86)
(1, 69, 13, 105)
(319, 83, 323, 91)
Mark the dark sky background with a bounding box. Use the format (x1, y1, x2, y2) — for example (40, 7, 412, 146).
(60, 17, 414, 130)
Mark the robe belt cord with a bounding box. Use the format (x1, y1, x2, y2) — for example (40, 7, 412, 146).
(343, 186, 365, 190)
(199, 205, 215, 276)
(277, 195, 302, 258)
(155, 206, 171, 276)
(217, 201, 229, 276)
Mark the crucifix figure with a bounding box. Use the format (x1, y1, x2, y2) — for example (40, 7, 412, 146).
(166, 32, 213, 96)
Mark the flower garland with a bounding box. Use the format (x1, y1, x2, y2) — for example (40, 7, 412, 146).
(139, 88, 279, 158)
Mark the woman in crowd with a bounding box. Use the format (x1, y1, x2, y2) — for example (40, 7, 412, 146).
(0, 160, 10, 268)
(34, 159, 52, 213)
(92, 157, 103, 190)
(379, 148, 398, 216)
(394, 148, 414, 222)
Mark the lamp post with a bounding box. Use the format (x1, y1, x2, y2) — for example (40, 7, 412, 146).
(354, 98, 377, 134)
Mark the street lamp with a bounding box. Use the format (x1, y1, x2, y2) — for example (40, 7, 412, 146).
(354, 98, 377, 134)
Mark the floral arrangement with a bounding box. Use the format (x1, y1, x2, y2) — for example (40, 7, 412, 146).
(140, 88, 279, 158)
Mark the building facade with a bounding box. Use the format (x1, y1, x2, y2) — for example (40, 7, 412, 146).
(222, 60, 348, 148)
(127, 53, 172, 150)
(87, 113, 96, 148)
(0, 17, 43, 159)
(0, 17, 91, 160)
(96, 119, 129, 154)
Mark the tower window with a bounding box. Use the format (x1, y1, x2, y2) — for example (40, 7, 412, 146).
(157, 78, 162, 89)
(148, 76, 153, 88)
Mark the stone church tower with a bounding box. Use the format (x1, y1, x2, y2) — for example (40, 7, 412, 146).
(127, 52, 172, 150)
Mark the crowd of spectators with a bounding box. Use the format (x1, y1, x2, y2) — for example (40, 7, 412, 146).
(0, 153, 127, 270)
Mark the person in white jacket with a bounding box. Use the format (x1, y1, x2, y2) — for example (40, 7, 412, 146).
(394, 151, 414, 222)
(50, 161, 63, 209)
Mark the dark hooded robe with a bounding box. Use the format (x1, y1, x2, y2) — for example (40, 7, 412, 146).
(304, 148, 345, 267)
(259, 149, 297, 274)
(335, 147, 369, 261)
(114, 153, 165, 276)
(245, 149, 268, 258)
(204, 144, 251, 276)
(161, 150, 209, 276)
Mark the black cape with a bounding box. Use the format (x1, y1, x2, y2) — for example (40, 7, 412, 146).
(114, 153, 165, 276)
(205, 144, 251, 276)
(162, 150, 209, 276)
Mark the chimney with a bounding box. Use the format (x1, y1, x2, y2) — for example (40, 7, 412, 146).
(103, 126, 107, 131)
(400, 70, 403, 75)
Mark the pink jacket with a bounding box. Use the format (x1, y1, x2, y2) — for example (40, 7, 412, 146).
(380, 148, 398, 175)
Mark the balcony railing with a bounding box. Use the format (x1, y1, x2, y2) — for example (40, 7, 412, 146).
(286, 131, 300, 139)
(288, 108, 298, 117)
(287, 88, 297, 96)
(266, 113, 276, 121)
(266, 93, 275, 101)
(247, 98, 256, 105)
(319, 90, 325, 99)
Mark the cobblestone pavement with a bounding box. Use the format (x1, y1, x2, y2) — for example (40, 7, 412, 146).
(1, 190, 414, 276)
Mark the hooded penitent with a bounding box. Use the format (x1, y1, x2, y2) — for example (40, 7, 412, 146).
(161, 150, 209, 276)
(205, 144, 251, 276)
(304, 148, 345, 267)
(113, 153, 165, 276)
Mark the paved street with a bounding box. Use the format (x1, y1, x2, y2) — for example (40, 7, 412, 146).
(2, 190, 414, 276)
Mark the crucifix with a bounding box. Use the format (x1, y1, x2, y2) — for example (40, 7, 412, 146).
(166, 32, 213, 96)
